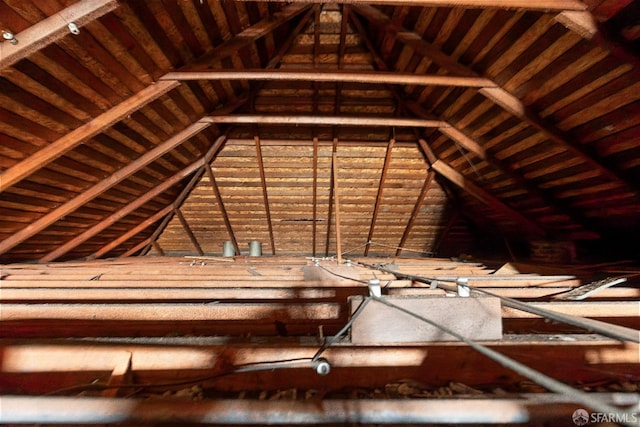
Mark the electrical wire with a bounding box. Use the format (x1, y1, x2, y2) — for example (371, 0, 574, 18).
(316, 263, 369, 284)
(358, 261, 640, 343)
(45, 357, 315, 396)
(370, 295, 638, 427)
(45, 263, 372, 397)
(312, 296, 371, 362)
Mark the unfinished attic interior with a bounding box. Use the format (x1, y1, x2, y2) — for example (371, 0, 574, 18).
(0, 0, 639, 424)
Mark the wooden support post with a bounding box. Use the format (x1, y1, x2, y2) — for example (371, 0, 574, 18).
(325, 138, 339, 257)
(312, 136, 319, 257)
(39, 155, 207, 262)
(332, 151, 343, 265)
(365, 138, 395, 256)
(142, 134, 228, 256)
(93, 205, 173, 259)
(121, 237, 154, 258)
(205, 164, 240, 256)
(102, 353, 132, 398)
(151, 241, 165, 257)
(397, 171, 436, 256)
(254, 135, 276, 255)
(175, 208, 204, 256)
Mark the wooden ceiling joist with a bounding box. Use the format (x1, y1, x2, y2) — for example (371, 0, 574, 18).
(0, 80, 179, 193)
(0, 0, 119, 70)
(162, 70, 497, 88)
(0, 121, 211, 257)
(202, 115, 448, 127)
(238, 0, 588, 12)
(352, 4, 640, 195)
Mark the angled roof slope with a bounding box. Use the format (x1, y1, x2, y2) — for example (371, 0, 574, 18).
(0, 0, 638, 263)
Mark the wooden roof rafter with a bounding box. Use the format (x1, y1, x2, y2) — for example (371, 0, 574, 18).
(183, 3, 313, 72)
(0, 0, 119, 70)
(351, 4, 640, 195)
(0, 80, 180, 193)
(95, 134, 228, 259)
(417, 139, 547, 237)
(39, 153, 213, 262)
(348, 8, 602, 239)
(94, 204, 174, 260)
(0, 121, 211, 257)
(348, 9, 548, 241)
(402, 101, 604, 238)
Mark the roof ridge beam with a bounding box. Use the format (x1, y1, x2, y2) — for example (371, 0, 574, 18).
(0, 121, 210, 257)
(351, 4, 639, 195)
(0, 80, 179, 193)
(0, 0, 118, 70)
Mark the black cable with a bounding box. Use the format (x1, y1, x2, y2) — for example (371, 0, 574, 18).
(45, 263, 371, 397)
(312, 296, 371, 362)
(316, 263, 369, 284)
(371, 295, 638, 426)
(358, 261, 640, 343)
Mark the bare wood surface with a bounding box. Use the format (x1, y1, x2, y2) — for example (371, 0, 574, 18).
(201, 115, 448, 127)
(0, 80, 179, 193)
(163, 70, 497, 87)
(0, 122, 210, 256)
(0, 0, 119, 70)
